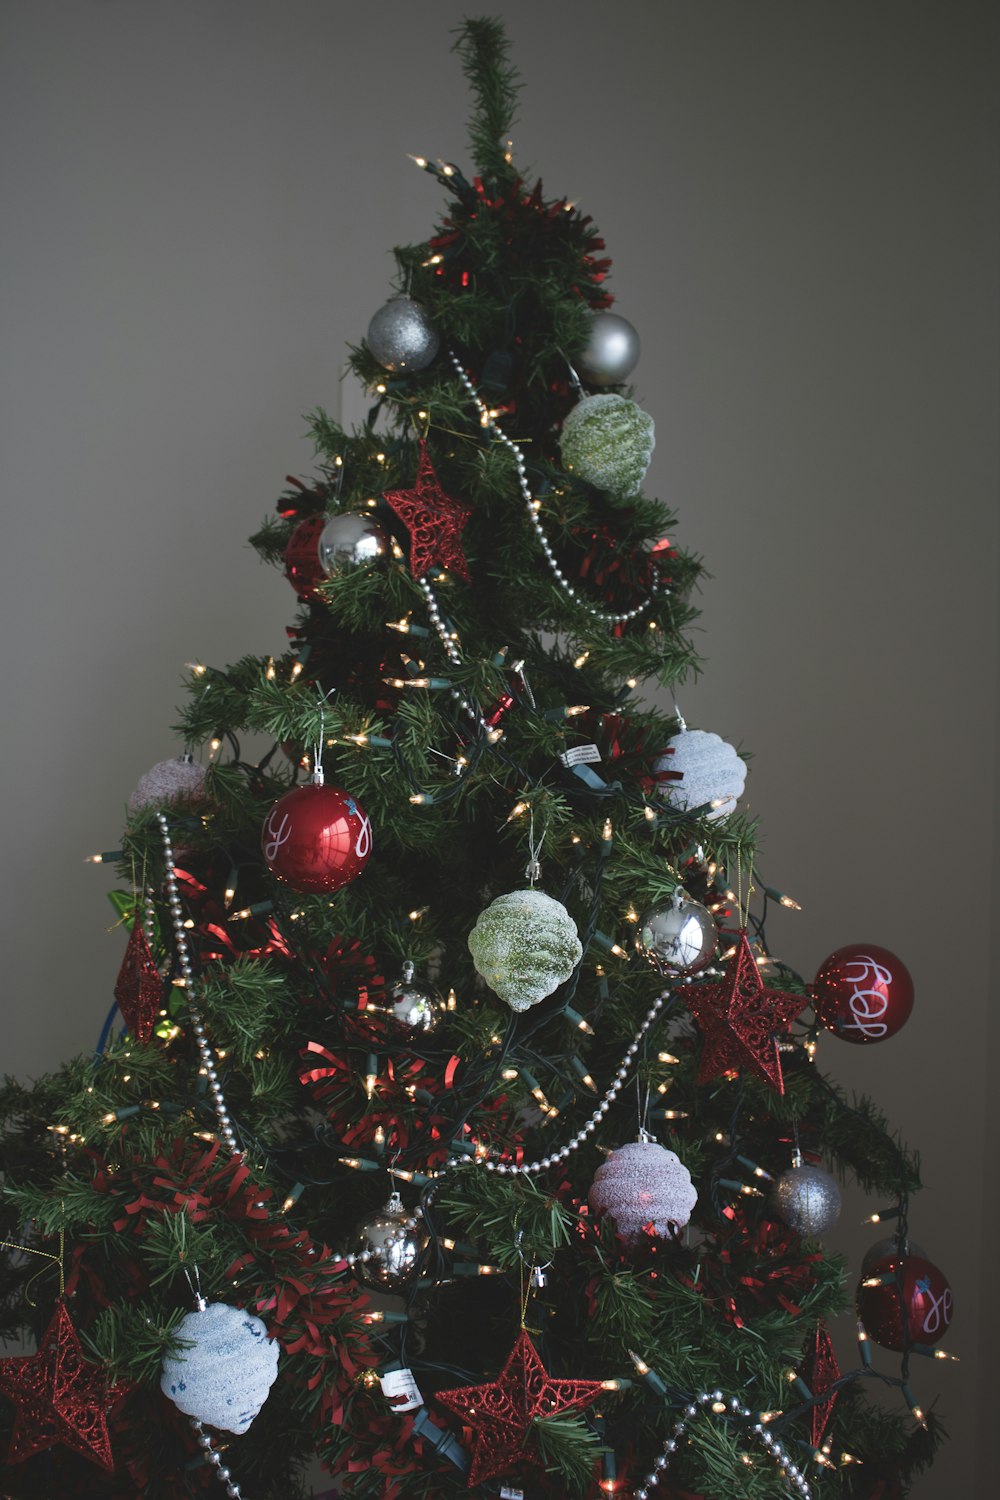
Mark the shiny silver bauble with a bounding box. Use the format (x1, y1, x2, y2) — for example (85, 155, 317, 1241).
(389, 966, 440, 1033)
(771, 1164, 842, 1238)
(366, 296, 440, 373)
(355, 1191, 423, 1290)
(318, 512, 388, 576)
(578, 311, 641, 385)
(636, 890, 717, 976)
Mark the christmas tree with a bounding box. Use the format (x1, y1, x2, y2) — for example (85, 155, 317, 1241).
(0, 19, 951, 1500)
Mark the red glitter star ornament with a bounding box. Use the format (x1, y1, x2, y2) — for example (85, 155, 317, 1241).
(383, 440, 472, 581)
(113, 916, 162, 1045)
(803, 1318, 841, 1448)
(435, 1329, 605, 1487)
(0, 1301, 116, 1469)
(683, 930, 808, 1093)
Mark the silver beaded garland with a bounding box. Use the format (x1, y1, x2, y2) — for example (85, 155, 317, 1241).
(156, 813, 239, 1156)
(367, 296, 440, 373)
(189, 1418, 247, 1499)
(629, 1387, 812, 1499)
(448, 350, 660, 626)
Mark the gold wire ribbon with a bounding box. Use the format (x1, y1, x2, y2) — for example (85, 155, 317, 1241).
(0, 1227, 65, 1303)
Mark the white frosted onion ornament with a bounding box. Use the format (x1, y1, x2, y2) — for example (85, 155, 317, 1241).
(589, 1139, 698, 1247)
(128, 753, 207, 815)
(559, 392, 655, 499)
(160, 1300, 279, 1434)
(468, 889, 582, 1012)
(654, 724, 747, 821)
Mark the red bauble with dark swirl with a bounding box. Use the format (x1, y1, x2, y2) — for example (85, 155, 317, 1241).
(261, 781, 372, 893)
(283, 515, 326, 601)
(857, 1252, 953, 1352)
(811, 943, 913, 1044)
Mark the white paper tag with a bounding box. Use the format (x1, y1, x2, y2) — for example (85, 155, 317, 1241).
(499, 1488, 525, 1499)
(380, 1367, 424, 1412)
(560, 743, 601, 766)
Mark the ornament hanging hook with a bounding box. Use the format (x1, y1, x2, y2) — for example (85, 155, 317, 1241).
(557, 347, 584, 398)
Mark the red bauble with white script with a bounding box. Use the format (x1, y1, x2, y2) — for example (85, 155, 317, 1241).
(811, 943, 913, 1044)
(261, 778, 372, 893)
(857, 1252, 953, 1352)
(284, 515, 326, 601)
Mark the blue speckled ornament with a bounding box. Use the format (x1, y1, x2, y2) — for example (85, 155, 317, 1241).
(160, 1301, 279, 1434)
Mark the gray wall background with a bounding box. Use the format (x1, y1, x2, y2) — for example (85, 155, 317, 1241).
(2, 2, 997, 1495)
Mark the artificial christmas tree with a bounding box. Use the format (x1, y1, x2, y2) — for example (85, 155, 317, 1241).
(0, 18, 951, 1499)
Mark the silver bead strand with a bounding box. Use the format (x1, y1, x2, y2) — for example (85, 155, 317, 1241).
(629, 1389, 812, 1499)
(189, 1418, 247, 1499)
(415, 575, 496, 738)
(155, 812, 239, 1156)
(441, 991, 668, 1178)
(448, 350, 660, 626)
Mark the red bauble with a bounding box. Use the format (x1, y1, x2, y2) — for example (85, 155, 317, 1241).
(812, 943, 913, 1044)
(283, 514, 327, 600)
(113, 917, 162, 1045)
(261, 780, 372, 893)
(857, 1252, 953, 1352)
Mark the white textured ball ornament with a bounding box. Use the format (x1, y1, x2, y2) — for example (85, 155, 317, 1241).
(128, 756, 207, 816)
(578, 312, 641, 386)
(771, 1164, 843, 1238)
(654, 728, 747, 820)
(366, 296, 440, 373)
(559, 393, 655, 499)
(160, 1301, 279, 1434)
(589, 1141, 698, 1246)
(468, 889, 582, 1012)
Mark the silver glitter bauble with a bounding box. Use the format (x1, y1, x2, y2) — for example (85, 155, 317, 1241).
(318, 512, 388, 576)
(160, 1301, 279, 1434)
(559, 392, 655, 499)
(366, 296, 440, 373)
(589, 1140, 698, 1246)
(578, 311, 641, 386)
(771, 1164, 842, 1237)
(390, 962, 439, 1033)
(636, 890, 717, 976)
(355, 1191, 423, 1290)
(468, 888, 582, 1012)
(654, 728, 747, 821)
(128, 755, 207, 815)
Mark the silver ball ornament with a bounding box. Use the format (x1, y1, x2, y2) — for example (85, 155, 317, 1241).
(366, 296, 440, 373)
(389, 963, 439, 1033)
(636, 890, 717, 976)
(318, 512, 388, 576)
(354, 1191, 423, 1290)
(771, 1164, 842, 1237)
(578, 311, 641, 385)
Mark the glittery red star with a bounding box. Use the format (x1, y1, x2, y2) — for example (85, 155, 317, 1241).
(113, 917, 162, 1045)
(383, 440, 472, 581)
(0, 1301, 117, 1469)
(435, 1329, 604, 1487)
(683, 931, 808, 1094)
(803, 1319, 841, 1448)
